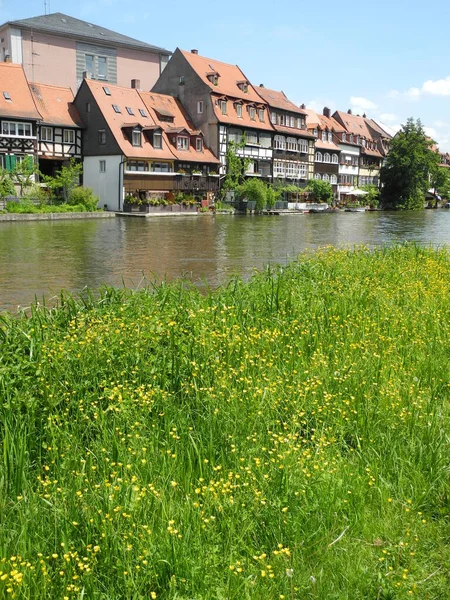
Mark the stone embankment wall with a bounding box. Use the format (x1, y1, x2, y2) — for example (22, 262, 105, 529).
(0, 212, 116, 222)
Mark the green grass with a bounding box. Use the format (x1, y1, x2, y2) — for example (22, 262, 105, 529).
(1, 245, 450, 599)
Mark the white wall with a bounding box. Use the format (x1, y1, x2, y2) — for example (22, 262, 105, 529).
(9, 28, 23, 64)
(83, 155, 123, 211)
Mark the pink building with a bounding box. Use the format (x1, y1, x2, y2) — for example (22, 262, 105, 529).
(0, 12, 170, 92)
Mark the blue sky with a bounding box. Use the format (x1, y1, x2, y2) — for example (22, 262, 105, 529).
(3, 0, 450, 149)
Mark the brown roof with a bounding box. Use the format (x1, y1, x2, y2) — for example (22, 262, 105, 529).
(317, 113, 345, 133)
(29, 82, 82, 127)
(304, 108, 320, 129)
(138, 91, 219, 164)
(255, 86, 307, 116)
(180, 49, 264, 103)
(0, 63, 41, 120)
(365, 118, 392, 140)
(333, 111, 374, 140)
(211, 94, 273, 131)
(315, 140, 341, 151)
(362, 147, 383, 158)
(84, 79, 175, 160)
(272, 124, 315, 139)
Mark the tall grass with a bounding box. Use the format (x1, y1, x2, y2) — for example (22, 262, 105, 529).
(1, 244, 450, 599)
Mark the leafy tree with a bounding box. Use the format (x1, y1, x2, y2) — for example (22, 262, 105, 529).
(43, 159, 82, 203)
(266, 185, 279, 209)
(9, 156, 39, 197)
(431, 166, 450, 200)
(306, 179, 333, 203)
(380, 118, 440, 209)
(0, 168, 15, 198)
(221, 136, 251, 198)
(238, 178, 267, 211)
(361, 184, 380, 207)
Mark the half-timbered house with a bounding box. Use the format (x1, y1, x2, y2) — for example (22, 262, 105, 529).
(0, 62, 40, 175)
(305, 107, 342, 196)
(152, 48, 273, 179)
(255, 87, 314, 186)
(73, 77, 219, 210)
(29, 82, 83, 176)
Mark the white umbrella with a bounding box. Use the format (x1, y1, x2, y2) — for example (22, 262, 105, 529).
(342, 189, 369, 196)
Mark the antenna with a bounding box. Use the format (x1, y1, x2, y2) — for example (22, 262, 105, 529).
(44, 0, 50, 14)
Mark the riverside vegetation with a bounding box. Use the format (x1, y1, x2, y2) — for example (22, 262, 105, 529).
(1, 245, 450, 599)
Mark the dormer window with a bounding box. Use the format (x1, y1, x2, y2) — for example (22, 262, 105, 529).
(177, 136, 189, 150)
(236, 103, 243, 118)
(249, 106, 256, 120)
(322, 131, 327, 142)
(328, 132, 332, 143)
(350, 134, 354, 143)
(313, 128, 318, 138)
(220, 100, 227, 115)
(356, 136, 360, 145)
(237, 81, 249, 93)
(342, 133, 346, 142)
(196, 138, 203, 152)
(258, 109, 265, 122)
(132, 128, 142, 147)
(271, 112, 276, 124)
(153, 131, 162, 149)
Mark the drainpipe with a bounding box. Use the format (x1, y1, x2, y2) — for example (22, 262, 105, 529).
(118, 158, 126, 212)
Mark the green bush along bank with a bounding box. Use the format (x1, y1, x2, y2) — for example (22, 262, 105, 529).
(1, 245, 450, 599)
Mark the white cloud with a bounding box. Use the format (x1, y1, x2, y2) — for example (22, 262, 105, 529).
(349, 96, 377, 110)
(434, 120, 449, 128)
(379, 113, 398, 123)
(422, 76, 450, 96)
(424, 127, 438, 140)
(386, 90, 400, 99)
(406, 87, 421, 98)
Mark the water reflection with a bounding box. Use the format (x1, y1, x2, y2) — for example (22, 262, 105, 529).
(1, 211, 450, 312)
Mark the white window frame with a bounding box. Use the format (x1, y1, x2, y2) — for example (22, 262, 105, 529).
(298, 139, 308, 153)
(271, 112, 277, 124)
(322, 173, 330, 182)
(197, 100, 203, 114)
(64, 129, 75, 144)
(330, 174, 337, 184)
(132, 128, 142, 147)
(258, 108, 265, 122)
(246, 131, 258, 145)
(177, 136, 189, 150)
(274, 135, 286, 150)
(236, 103, 243, 118)
(286, 137, 297, 152)
(331, 154, 338, 164)
(196, 138, 203, 152)
(323, 152, 331, 163)
(41, 126, 53, 142)
(314, 173, 321, 180)
(153, 131, 162, 149)
(315, 151, 322, 162)
(2, 121, 33, 137)
(221, 100, 227, 115)
(249, 106, 256, 120)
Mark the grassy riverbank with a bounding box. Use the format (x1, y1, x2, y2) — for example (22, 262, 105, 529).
(1, 245, 450, 599)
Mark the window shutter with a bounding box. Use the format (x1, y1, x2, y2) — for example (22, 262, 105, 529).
(5, 155, 16, 172)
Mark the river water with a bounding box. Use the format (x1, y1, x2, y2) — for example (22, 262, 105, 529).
(1, 211, 450, 313)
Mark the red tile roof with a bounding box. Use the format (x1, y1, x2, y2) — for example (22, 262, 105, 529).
(255, 86, 307, 115)
(333, 111, 374, 140)
(272, 124, 315, 138)
(0, 63, 41, 120)
(180, 49, 264, 103)
(29, 82, 82, 127)
(315, 140, 341, 151)
(139, 91, 219, 163)
(211, 94, 273, 131)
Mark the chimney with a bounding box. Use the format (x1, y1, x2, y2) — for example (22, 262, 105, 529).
(259, 83, 264, 87)
(131, 79, 140, 90)
(347, 109, 352, 114)
(191, 49, 198, 54)
(300, 103, 306, 109)
(4, 54, 11, 63)
(363, 113, 367, 118)
(82, 70, 91, 79)
(323, 107, 331, 118)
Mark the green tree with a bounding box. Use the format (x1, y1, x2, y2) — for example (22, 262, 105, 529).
(431, 166, 450, 200)
(361, 184, 380, 208)
(9, 156, 39, 197)
(380, 118, 440, 209)
(0, 168, 15, 198)
(238, 178, 267, 211)
(43, 159, 82, 203)
(221, 136, 251, 198)
(306, 179, 333, 203)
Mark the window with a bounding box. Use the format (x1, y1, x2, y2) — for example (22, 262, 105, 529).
(236, 103, 243, 118)
(323, 153, 331, 163)
(258, 108, 265, 122)
(64, 130, 75, 144)
(271, 112, 276, 124)
(356, 136, 360, 145)
(153, 131, 162, 149)
(362, 138, 366, 147)
(179, 76, 185, 85)
(41, 126, 53, 142)
(112, 105, 121, 113)
(196, 138, 203, 152)
(221, 100, 227, 115)
(151, 162, 171, 172)
(331, 154, 338, 164)
(350, 135, 354, 143)
(86, 102, 91, 112)
(328, 132, 333, 143)
(330, 174, 337, 184)
(98, 129, 106, 144)
(249, 106, 256, 120)
(177, 136, 189, 150)
(99, 160, 106, 172)
(127, 160, 149, 172)
(313, 128, 318, 138)
(2, 121, 32, 136)
(286, 137, 297, 152)
(85, 54, 94, 74)
(126, 107, 134, 115)
(298, 139, 308, 153)
(274, 161, 284, 177)
(290, 116, 295, 127)
(139, 109, 147, 118)
(315, 151, 322, 162)
(3, 91, 11, 101)
(322, 131, 327, 142)
(246, 131, 258, 145)
(97, 56, 107, 80)
(132, 128, 142, 147)
(197, 100, 203, 114)
(274, 135, 285, 150)
(259, 133, 271, 149)
(342, 133, 346, 142)
(314, 173, 321, 180)
(299, 163, 307, 179)
(103, 86, 111, 96)
(322, 173, 330, 182)
(228, 129, 242, 143)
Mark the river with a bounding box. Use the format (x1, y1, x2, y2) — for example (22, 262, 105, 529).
(1, 210, 450, 313)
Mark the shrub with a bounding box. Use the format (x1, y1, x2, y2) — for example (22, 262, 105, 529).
(68, 187, 99, 211)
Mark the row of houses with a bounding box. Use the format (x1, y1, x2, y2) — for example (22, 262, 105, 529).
(0, 12, 396, 209)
